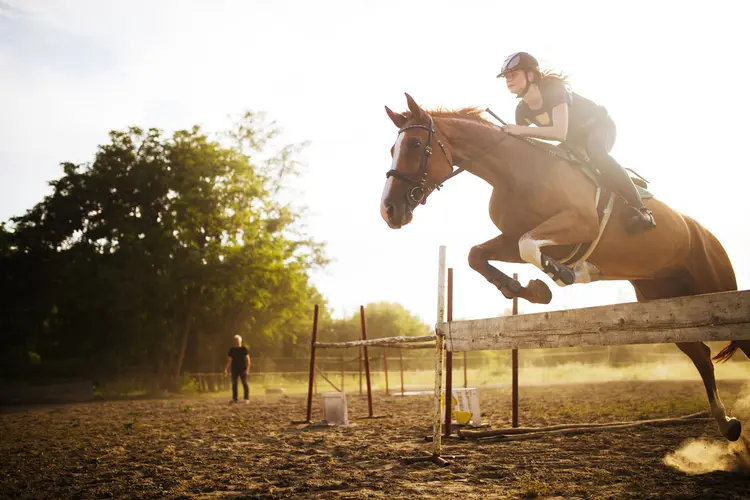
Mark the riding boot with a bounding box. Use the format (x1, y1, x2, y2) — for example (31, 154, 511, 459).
(596, 156, 656, 234)
(616, 177, 656, 234)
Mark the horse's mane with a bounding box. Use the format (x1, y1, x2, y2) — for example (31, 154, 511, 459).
(404, 107, 496, 128)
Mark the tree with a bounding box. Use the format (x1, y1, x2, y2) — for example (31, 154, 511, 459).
(0, 112, 329, 384)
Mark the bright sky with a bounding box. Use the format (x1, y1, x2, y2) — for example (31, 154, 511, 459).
(2, 0, 749, 326)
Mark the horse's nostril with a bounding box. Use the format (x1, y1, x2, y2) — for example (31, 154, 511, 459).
(386, 204, 395, 220)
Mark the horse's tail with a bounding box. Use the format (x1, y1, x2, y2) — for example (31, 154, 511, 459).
(712, 341, 741, 363)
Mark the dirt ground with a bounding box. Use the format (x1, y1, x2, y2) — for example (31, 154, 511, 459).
(2, 380, 750, 499)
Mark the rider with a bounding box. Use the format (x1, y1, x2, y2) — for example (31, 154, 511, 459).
(497, 52, 655, 234)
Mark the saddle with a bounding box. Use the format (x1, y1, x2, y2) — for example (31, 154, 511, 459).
(524, 138, 654, 200)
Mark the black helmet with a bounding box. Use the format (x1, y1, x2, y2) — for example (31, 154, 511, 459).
(497, 52, 539, 78)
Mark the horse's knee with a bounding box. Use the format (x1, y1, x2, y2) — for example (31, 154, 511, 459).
(468, 246, 487, 272)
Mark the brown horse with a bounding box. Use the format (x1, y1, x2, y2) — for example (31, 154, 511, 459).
(381, 93, 750, 442)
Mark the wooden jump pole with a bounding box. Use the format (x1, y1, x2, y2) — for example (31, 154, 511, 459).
(463, 352, 467, 389)
(305, 304, 319, 423)
(360, 305, 374, 418)
(383, 350, 389, 396)
(399, 348, 405, 395)
(359, 346, 363, 395)
(442, 289, 750, 352)
(340, 351, 345, 393)
(459, 412, 711, 442)
(444, 267, 454, 438)
(512, 272, 519, 428)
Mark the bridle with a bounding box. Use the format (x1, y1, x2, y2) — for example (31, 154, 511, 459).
(386, 114, 464, 207)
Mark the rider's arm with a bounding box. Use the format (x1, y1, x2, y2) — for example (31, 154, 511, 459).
(514, 103, 568, 141)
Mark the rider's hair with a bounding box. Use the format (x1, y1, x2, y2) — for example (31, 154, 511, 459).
(528, 68, 570, 86)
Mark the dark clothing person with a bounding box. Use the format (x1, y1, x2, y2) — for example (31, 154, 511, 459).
(228, 346, 249, 402)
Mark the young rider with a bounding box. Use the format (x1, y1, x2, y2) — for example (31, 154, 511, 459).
(497, 52, 655, 234)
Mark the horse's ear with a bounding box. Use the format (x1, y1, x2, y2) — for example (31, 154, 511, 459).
(404, 93, 424, 118)
(385, 106, 407, 128)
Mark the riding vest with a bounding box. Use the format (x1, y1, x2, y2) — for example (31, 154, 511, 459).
(515, 78, 609, 147)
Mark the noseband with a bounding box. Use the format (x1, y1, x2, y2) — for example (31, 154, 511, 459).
(386, 115, 464, 207)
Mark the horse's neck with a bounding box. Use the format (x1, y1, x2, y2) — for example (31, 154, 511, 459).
(438, 117, 514, 188)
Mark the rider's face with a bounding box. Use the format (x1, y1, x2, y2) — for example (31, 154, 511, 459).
(504, 69, 527, 95)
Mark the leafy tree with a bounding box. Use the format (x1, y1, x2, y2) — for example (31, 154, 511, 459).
(0, 113, 328, 384)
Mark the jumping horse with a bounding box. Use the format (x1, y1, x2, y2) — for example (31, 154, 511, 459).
(381, 93, 750, 441)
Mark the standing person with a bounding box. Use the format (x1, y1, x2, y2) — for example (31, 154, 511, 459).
(496, 51, 656, 234)
(224, 335, 250, 404)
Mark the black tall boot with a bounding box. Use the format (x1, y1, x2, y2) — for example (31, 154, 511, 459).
(596, 156, 656, 234)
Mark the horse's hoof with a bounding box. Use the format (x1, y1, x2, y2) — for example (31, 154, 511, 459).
(526, 279, 552, 304)
(726, 418, 742, 442)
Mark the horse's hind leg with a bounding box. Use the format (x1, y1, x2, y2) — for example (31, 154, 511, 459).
(468, 234, 553, 304)
(633, 277, 742, 441)
(675, 342, 741, 441)
(737, 341, 750, 358)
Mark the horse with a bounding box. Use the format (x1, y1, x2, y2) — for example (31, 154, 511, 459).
(380, 93, 750, 442)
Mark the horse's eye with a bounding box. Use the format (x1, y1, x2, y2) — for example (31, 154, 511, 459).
(409, 139, 422, 149)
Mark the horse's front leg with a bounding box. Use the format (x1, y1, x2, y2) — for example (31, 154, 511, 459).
(518, 209, 599, 286)
(468, 234, 553, 304)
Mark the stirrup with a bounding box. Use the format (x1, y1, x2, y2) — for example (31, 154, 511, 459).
(624, 206, 656, 234)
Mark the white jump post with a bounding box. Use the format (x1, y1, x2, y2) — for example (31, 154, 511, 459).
(406, 245, 462, 466)
(432, 245, 447, 459)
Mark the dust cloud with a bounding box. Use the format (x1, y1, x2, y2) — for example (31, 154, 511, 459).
(664, 388, 750, 474)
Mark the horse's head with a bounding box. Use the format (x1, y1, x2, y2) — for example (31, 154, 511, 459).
(381, 93, 454, 229)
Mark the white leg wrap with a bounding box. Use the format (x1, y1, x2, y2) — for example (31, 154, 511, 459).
(518, 236, 553, 269)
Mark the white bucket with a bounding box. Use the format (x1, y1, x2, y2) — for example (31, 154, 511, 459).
(321, 392, 349, 425)
(444, 388, 482, 426)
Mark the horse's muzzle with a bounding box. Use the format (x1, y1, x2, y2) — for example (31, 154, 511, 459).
(382, 202, 413, 229)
